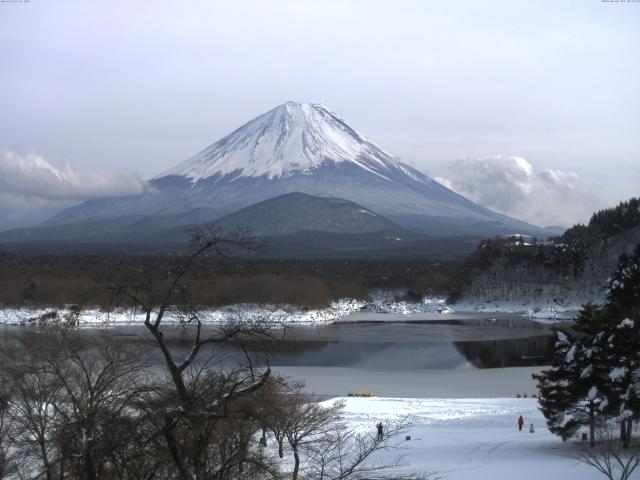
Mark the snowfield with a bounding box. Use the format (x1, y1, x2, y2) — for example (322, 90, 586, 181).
(324, 397, 613, 480)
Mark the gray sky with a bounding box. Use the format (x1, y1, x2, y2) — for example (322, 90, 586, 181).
(1, 0, 638, 229)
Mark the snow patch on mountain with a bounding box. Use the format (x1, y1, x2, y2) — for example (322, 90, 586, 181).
(156, 102, 405, 182)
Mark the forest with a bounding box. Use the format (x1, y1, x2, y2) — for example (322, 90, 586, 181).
(0, 249, 456, 309)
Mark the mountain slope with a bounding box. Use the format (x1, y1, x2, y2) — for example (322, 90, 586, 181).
(0, 193, 406, 246)
(213, 192, 404, 236)
(45, 102, 545, 239)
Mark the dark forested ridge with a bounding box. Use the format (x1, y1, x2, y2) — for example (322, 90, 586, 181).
(0, 251, 456, 309)
(565, 197, 640, 239)
(449, 198, 640, 306)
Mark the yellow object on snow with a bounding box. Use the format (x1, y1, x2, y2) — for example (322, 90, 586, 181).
(348, 391, 377, 397)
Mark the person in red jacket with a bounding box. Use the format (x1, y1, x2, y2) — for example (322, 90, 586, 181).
(518, 415, 524, 431)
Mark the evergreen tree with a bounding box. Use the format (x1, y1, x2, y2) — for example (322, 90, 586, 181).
(533, 331, 605, 446)
(573, 303, 607, 336)
(606, 243, 640, 318)
(536, 245, 640, 447)
(600, 244, 640, 446)
(594, 316, 640, 448)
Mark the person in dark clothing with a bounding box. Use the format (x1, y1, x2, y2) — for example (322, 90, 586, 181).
(376, 422, 383, 440)
(518, 415, 524, 431)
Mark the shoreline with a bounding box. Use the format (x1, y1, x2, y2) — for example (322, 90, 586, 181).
(0, 295, 579, 327)
(274, 365, 544, 398)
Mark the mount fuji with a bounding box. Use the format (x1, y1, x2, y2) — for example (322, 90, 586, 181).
(1, 102, 547, 254)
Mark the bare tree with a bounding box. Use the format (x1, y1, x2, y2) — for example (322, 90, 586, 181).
(0, 390, 16, 479)
(2, 334, 62, 480)
(0, 330, 154, 480)
(280, 393, 344, 480)
(306, 416, 431, 480)
(41, 333, 149, 480)
(577, 425, 640, 480)
(113, 226, 282, 480)
(262, 377, 302, 459)
(262, 380, 430, 480)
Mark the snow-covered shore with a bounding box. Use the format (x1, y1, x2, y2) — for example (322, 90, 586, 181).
(0, 292, 578, 327)
(0, 299, 366, 327)
(324, 397, 605, 480)
(450, 299, 579, 321)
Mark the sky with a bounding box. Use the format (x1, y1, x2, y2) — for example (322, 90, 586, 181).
(0, 0, 638, 229)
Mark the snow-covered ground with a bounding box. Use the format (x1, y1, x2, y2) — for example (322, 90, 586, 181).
(0, 293, 451, 327)
(0, 299, 367, 326)
(449, 299, 579, 321)
(0, 292, 578, 327)
(323, 397, 613, 480)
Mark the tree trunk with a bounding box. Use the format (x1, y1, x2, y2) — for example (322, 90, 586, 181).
(192, 450, 206, 480)
(239, 440, 248, 473)
(621, 421, 627, 443)
(589, 402, 595, 447)
(162, 417, 191, 480)
(147, 324, 190, 403)
(84, 451, 97, 480)
(292, 445, 300, 480)
(39, 440, 53, 480)
(58, 453, 65, 480)
(623, 419, 633, 449)
(278, 438, 284, 459)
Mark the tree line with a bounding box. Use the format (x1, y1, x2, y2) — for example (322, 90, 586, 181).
(0, 249, 456, 310)
(447, 197, 640, 304)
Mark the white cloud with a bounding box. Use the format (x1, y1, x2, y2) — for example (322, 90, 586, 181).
(435, 155, 603, 227)
(0, 150, 147, 200)
(0, 150, 147, 230)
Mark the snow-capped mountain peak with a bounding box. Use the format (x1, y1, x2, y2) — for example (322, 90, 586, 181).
(38, 101, 546, 241)
(157, 101, 399, 181)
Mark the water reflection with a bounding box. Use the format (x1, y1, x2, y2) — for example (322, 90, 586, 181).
(454, 336, 553, 368)
(0, 317, 555, 370)
(266, 341, 468, 369)
(226, 334, 554, 370)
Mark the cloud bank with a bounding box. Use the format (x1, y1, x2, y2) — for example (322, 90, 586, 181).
(435, 156, 602, 227)
(0, 150, 147, 200)
(0, 151, 147, 230)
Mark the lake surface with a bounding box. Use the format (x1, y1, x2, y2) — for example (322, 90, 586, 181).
(1, 312, 555, 369)
(269, 313, 555, 396)
(263, 315, 553, 369)
(0, 312, 557, 397)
